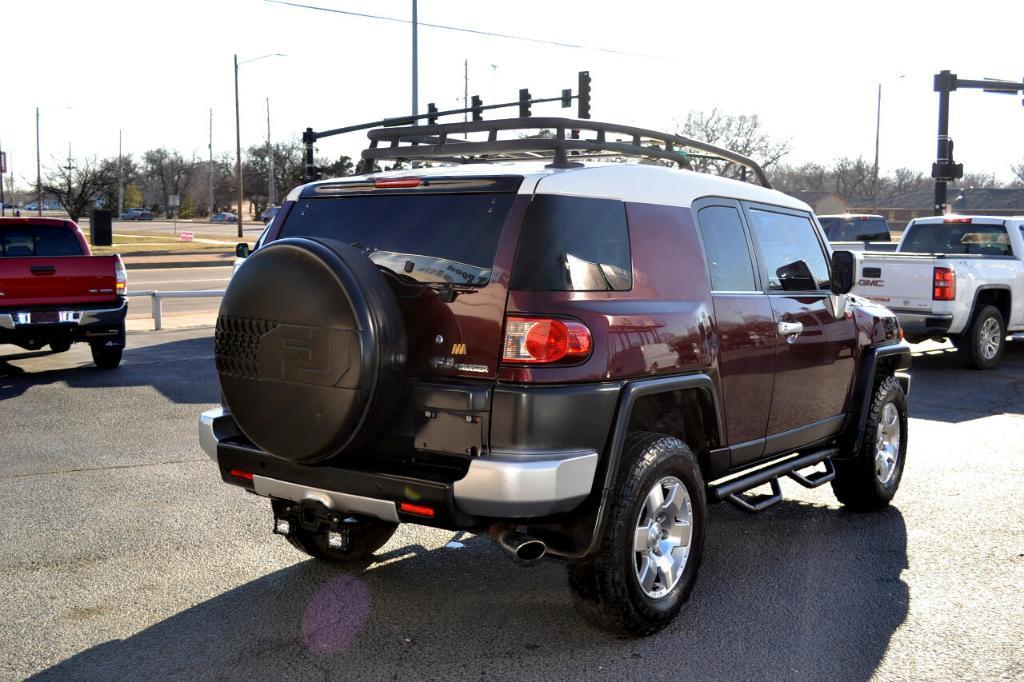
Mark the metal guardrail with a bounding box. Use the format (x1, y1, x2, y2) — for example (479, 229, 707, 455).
(126, 290, 225, 331)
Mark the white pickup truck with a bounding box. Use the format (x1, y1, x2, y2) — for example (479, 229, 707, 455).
(851, 215, 1024, 369)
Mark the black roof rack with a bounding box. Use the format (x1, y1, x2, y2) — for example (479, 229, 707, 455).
(357, 117, 772, 188)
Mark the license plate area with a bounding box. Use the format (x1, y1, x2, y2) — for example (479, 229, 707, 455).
(31, 311, 59, 324)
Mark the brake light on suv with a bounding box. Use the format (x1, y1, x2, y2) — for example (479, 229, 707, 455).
(502, 317, 592, 363)
(933, 266, 955, 301)
(115, 256, 127, 295)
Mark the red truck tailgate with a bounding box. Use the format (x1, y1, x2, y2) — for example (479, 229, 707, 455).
(0, 256, 120, 308)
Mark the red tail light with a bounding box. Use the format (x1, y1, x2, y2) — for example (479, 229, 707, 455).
(399, 502, 435, 517)
(374, 178, 422, 188)
(502, 317, 592, 363)
(933, 266, 955, 301)
(943, 217, 972, 224)
(229, 468, 254, 481)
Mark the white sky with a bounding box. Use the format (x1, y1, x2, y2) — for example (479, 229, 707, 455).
(2, 0, 1022, 188)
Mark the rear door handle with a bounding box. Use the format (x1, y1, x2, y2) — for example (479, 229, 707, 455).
(31, 265, 56, 275)
(777, 321, 803, 336)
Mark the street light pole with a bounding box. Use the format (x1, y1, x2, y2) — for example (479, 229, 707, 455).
(234, 54, 244, 238)
(872, 83, 881, 213)
(35, 107, 42, 216)
(117, 129, 123, 219)
(266, 97, 275, 207)
(208, 108, 214, 217)
(412, 0, 418, 122)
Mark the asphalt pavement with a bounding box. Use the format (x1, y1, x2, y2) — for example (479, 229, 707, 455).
(0, 331, 1022, 680)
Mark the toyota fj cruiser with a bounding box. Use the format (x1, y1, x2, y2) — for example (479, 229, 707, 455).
(199, 118, 911, 636)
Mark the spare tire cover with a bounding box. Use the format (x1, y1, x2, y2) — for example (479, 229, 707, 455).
(215, 237, 406, 463)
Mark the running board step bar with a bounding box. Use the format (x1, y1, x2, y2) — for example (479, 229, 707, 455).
(708, 447, 838, 513)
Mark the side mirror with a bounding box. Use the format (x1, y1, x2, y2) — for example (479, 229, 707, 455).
(831, 250, 855, 294)
(235, 242, 251, 258)
(776, 259, 816, 292)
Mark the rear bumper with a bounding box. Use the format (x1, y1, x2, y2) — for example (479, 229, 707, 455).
(198, 406, 599, 523)
(891, 310, 953, 338)
(0, 299, 128, 346)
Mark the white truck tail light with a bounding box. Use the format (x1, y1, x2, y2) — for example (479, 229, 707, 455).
(933, 266, 955, 301)
(502, 316, 592, 363)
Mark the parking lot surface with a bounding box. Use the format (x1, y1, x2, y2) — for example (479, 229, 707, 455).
(1, 331, 1022, 680)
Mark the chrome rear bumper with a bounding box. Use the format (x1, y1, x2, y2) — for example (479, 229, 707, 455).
(199, 407, 598, 520)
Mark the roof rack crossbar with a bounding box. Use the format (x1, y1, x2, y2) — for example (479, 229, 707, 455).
(359, 117, 771, 187)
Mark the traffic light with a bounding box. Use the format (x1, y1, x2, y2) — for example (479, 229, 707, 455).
(577, 71, 591, 119)
(427, 103, 438, 125)
(519, 89, 531, 118)
(471, 95, 483, 121)
(931, 139, 964, 181)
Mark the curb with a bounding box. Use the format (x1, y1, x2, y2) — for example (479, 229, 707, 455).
(125, 260, 235, 270)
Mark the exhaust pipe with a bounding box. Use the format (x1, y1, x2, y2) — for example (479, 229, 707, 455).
(490, 524, 546, 562)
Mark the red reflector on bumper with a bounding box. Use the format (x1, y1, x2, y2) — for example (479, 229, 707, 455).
(399, 502, 435, 517)
(229, 468, 254, 481)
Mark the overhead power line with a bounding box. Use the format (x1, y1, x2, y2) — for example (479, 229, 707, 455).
(264, 0, 668, 60)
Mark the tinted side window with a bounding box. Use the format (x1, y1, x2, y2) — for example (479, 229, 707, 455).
(748, 209, 831, 291)
(697, 206, 757, 291)
(34, 226, 84, 256)
(511, 195, 632, 291)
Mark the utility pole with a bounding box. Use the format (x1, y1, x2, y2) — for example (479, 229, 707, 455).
(35, 107, 42, 216)
(234, 54, 244, 237)
(208, 108, 214, 216)
(266, 97, 275, 206)
(117, 129, 123, 218)
(0, 134, 6, 217)
(65, 144, 73, 203)
(463, 59, 468, 138)
(411, 0, 418, 123)
(872, 83, 881, 213)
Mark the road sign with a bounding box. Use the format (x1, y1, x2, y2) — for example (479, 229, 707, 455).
(1, 152, 6, 173)
(180, 231, 195, 242)
(168, 194, 181, 207)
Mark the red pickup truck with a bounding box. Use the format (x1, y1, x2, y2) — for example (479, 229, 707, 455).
(0, 217, 127, 368)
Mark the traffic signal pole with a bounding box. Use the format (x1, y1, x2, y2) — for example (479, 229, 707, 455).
(931, 70, 1023, 215)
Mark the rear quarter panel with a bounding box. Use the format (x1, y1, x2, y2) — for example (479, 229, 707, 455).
(500, 203, 715, 384)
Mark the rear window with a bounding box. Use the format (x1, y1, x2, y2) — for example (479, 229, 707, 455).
(279, 192, 517, 286)
(820, 217, 889, 241)
(1, 226, 83, 257)
(901, 223, 1011, 256)
(511, 195, 632, 291)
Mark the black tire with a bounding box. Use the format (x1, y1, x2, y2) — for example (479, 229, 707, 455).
(567, 432, 707, 636)
(49, 340, 71, 353)
(953, 304, 1005, 370)
(91, 343, 123, 369)
(271, 500, 397, 563)
(832, 375, 907, 511)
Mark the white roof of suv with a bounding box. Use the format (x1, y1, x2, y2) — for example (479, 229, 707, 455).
(288, 160, 809, 212)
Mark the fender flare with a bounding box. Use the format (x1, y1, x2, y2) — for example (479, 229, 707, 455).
(563, 373, 722, 559)
(843, 341, 911, 456)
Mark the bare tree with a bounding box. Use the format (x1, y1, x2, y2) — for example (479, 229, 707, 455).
(1012, 160, 1024, 187)
(39, 156, 112, 222)
(678, 109, 790, 180)
(142, 149, 197, 217)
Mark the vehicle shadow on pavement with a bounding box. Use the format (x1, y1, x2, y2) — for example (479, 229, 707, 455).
(32, 501, 908, 681)
(0, 336, 218, 405)
(907, 340, 1024, 423)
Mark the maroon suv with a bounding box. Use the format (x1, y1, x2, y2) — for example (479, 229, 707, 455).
(199, 119, 911, 635)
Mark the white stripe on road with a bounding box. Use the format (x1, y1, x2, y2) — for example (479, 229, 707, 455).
(130, 278, 230, 285)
